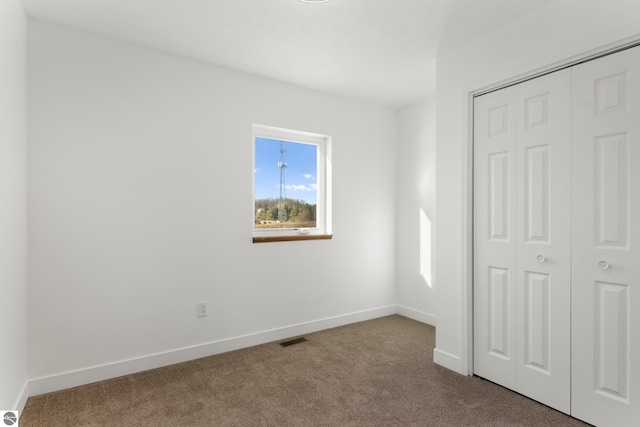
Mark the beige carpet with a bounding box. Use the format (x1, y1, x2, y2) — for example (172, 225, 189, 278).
(21, 315, 588, 426)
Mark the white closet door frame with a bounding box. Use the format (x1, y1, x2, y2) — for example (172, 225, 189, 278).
(461, 34, 640, 377)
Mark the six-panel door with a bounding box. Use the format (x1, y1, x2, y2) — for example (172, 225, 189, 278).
(571, 45, 640, 427)
(474, 85, 518, 391)
(473, 69, 571, 414)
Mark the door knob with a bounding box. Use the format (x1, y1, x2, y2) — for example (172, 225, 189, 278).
(537, 255, 546, 263)
(598, 260, 611, 270)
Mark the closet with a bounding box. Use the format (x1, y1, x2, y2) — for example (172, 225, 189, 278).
(473, 45, 639, 427)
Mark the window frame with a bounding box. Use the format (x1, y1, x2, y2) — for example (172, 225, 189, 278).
(252, 124, 332, 243)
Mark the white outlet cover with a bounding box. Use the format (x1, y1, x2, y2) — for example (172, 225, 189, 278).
(197, 301, 207, 317)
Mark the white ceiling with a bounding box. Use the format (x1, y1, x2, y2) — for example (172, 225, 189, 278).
(20, 0, 556, 109)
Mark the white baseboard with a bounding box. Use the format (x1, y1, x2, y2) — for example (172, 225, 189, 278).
(433, 348, 463, 374)
(29, 305, 397, 396)
(13, 380, 28, 414)
(396, 305, 436, 326)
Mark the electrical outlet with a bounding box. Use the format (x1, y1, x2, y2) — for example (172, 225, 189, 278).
(197, 301, 208, 318)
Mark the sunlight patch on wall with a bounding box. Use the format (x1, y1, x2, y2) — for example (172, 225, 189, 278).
(420, 208, 432, 287)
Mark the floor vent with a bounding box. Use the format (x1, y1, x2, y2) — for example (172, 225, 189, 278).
(280, 337, 307, 347)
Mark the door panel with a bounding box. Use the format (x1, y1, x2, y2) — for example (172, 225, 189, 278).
(474, 86, 518, 389)
(594, 281, 629, 401)
(488, 152, 511, 240)
(594, 133, 629, 247)
(571, 45, 640, 427)
(488, 267, 510, 358)
(523, 271, 550, 371)
(474, 70, 571, 413)
(523, 144, 550, 242)
(516, 70, 571, 414)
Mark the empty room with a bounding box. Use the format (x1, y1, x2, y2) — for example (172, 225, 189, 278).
(2, 0, 640, 425)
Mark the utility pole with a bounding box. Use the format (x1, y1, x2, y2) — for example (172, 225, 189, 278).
(278, 142, 287, 222)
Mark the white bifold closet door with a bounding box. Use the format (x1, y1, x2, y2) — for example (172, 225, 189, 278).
(473, 69, 572, 414)
(571, 45, 640, 427)
(474, 44, 640, 426)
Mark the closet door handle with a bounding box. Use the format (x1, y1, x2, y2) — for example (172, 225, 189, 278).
(598, 260, 611, 270)
(537, 255, 546, 263)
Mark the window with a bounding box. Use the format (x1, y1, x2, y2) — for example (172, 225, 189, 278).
(252, 124, 332, 243)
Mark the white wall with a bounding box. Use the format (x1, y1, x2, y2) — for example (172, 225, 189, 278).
(27, 21, 397, 393)
(396, 98, 436, 324)
(0, 0, 28, 412)
(434, 0, 640, 373)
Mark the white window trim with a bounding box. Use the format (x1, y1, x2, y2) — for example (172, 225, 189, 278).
(252, 124, 332, 242)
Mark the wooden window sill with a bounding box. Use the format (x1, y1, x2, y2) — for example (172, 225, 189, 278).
(252, 234, 333, 243)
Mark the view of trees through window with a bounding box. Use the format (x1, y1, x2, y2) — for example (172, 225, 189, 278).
(254, 137, 318, 229)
